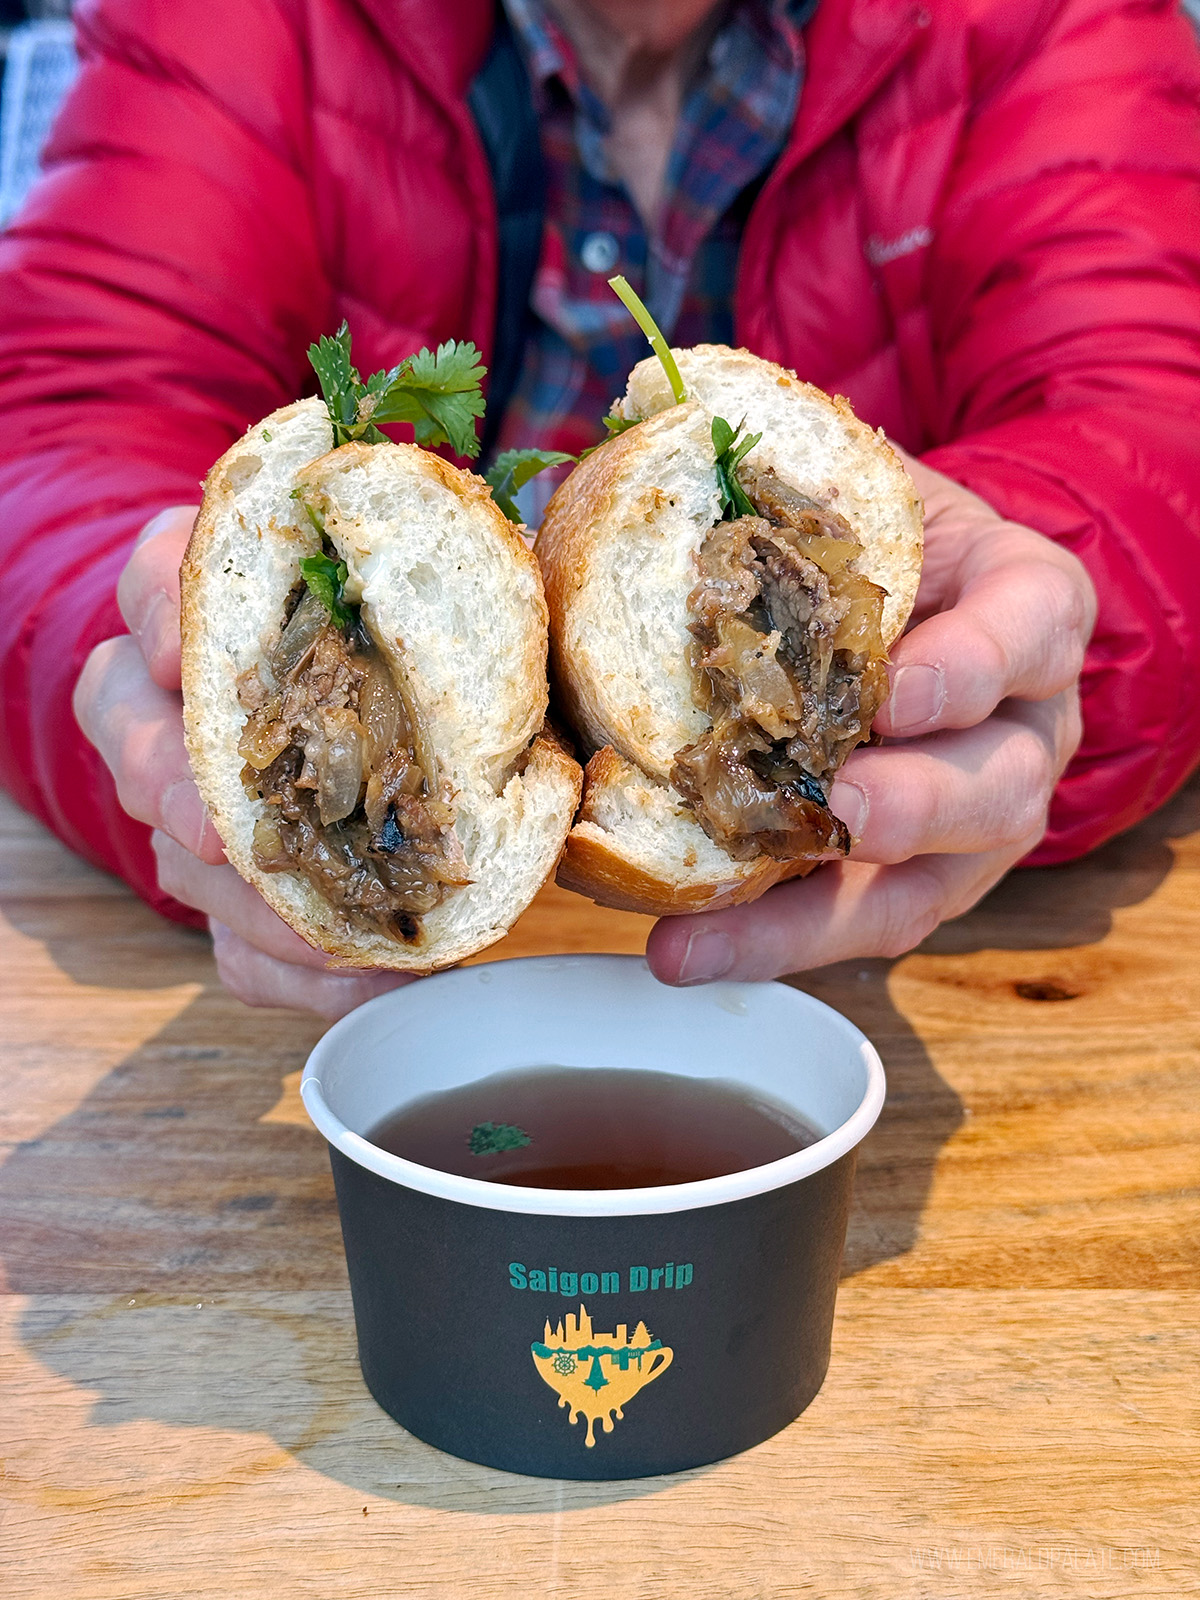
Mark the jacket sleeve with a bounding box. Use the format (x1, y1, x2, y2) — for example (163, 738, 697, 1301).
(0, 0, 328, 918)
(918, 0, 1200, 863)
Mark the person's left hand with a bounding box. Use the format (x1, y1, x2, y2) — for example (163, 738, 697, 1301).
(646, 450, 1097, 985)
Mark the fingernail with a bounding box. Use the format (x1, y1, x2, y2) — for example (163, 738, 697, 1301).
(675, 930, 735, 986)
(888, 663, 944, 732)
(830, 780, 867, 840)
(160, 781, 207, 853)
(138, 591, 175, 662)
(135, 508, 183, 547)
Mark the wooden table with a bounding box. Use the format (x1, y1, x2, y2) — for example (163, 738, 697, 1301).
(2, 781, 1197, 1599)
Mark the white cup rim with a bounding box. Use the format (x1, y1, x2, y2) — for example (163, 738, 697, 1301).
(301, 954, 886, 1217)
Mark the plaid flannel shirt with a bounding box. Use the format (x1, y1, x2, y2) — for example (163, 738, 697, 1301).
(495, 0, 809, 520)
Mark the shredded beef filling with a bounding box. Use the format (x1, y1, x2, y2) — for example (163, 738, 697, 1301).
(670, 468, 889, 861)
(236, 589, 469, 942)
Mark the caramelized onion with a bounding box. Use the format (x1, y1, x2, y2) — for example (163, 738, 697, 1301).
(790, 530, 860, 574)
(397, 670, 438, 792)
(270, 591, 327, 680)
(368, 629, 438, 789)
(833, 577, 887, 658)
(251, 814, 290, 869)
(360, 652, 404, 761)
(240, 717, 291, 771)
(238, 691, 291, 769)
(307, 709, 367, 826)
(706, 615, 802, 738)
(678, 469, 890, 861)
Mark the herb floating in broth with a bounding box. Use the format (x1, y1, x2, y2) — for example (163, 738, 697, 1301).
(367, 1066, 819, 1189)
(468, 1122, 533, 1156)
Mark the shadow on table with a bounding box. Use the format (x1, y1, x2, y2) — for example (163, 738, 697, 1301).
(2, 775, 1196, 1509)
(823, 774, 1200, 1272)
(0, 932, 723, 1507)
(919, 772, 1200, 959)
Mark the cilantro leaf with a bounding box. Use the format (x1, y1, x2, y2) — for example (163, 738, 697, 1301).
(711, 415, 738, 458)
(468, 1121, 532, 1156)
(299, 550, 354, 630)
(602, 411, 639, 437)
(307, 324, 487, 457)
(484, 447, 575, 522)
(578, 412, 640, 460)
(367, 340, 487, 458)
(307, 323, 364, 439)
(712, 415, 762, 520)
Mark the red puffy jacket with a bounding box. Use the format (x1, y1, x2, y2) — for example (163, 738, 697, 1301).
(1, 0, 1199, 925)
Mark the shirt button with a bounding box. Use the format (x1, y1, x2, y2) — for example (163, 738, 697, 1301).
(579, 231, 620, 274)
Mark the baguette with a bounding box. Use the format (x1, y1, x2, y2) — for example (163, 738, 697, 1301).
(182, 398, 581, 972)
(537, 344, 923, 916)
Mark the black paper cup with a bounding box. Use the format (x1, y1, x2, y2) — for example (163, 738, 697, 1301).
(301, 954, 884, 1480)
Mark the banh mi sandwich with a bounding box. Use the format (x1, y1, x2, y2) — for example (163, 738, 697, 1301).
(536, 283, 923, 916)
(181, 328, 581, 971)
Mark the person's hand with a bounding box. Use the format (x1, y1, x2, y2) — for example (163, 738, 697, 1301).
(73, 507, 412, 1018)
(647, 452, 1097, 985)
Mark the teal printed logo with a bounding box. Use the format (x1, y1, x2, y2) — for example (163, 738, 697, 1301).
(509, 1261, 693, 1294)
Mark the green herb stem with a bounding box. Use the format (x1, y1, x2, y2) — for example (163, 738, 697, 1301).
(607, 276, 687, 405)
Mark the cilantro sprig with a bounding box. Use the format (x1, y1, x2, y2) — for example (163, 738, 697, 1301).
(308, 322, 486, 458)
(712, 416, 762, 520)
(603, 281, 766, 519)
(299, 548, 354, 630)
(484, 448, 576, 523)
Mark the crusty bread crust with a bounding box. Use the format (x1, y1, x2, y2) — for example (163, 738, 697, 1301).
(536, 344, 923, 918)
(557, 748, 814, 917)
(538, 408, 702, 773)
(182, 400, 581, 972)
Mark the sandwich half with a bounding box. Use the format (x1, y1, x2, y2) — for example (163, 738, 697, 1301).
(182, 397, 581, 971)
(537, 344, 923, 916)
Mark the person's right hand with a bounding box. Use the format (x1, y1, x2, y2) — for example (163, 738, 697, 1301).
(73, 507, 412, 1019)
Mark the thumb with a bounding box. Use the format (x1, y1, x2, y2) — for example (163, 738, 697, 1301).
(645, 858, 965, 985)
(116, 505, 200, 691)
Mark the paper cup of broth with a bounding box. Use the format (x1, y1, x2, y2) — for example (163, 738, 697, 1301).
(301, 954, 884, 1480)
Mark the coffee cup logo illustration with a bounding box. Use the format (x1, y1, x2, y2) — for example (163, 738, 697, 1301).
(531, 1304, 674, 1447)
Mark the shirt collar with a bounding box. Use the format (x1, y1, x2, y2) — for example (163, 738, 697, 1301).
(502, 0, 813, 117)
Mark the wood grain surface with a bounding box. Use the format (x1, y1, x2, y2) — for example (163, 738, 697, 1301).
(1, 782, 1197, 1598)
